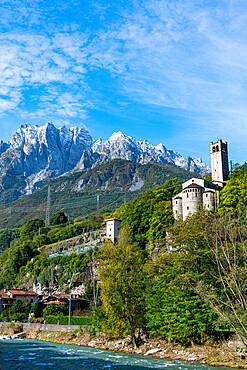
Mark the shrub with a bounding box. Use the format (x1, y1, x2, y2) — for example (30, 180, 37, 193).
(43, 303, 68, 317)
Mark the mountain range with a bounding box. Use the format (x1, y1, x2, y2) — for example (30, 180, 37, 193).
(0, 159, 201, 228)
(0, 122, 210, 205)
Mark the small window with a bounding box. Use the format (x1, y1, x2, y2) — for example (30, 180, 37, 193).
(187, 206, 189, 210)
(195, 193, 197, 197)
(175, 210, 177, 214)
(176, 201, 177, 204)
(109, 234, 111, 237)
(206, 194, 208, 197)
(31, 299, 33, 303)
(187, 193, 189, 198)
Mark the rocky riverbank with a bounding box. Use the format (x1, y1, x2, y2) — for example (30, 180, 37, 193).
(1, 323, 247, 368)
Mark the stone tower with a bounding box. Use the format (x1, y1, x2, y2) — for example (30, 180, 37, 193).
(105, 218, 122, 243)
(210, 140, 229, 186)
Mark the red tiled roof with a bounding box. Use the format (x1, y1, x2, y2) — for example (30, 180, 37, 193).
(0, 289, 38, 298)
(8, 289, 38, 296)
(0, 292, 15, 300)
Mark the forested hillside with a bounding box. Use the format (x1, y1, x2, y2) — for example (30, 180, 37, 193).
(0, 163, 246, 348)
(97, 163, 247, 345)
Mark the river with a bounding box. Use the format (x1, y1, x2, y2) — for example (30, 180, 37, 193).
(0, 339, 233, 369)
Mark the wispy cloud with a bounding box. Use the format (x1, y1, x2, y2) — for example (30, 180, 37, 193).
(0, 0, 247, 147)
(83, 0, 247, 138)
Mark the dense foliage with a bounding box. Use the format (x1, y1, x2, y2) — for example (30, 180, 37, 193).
(0, 228, 19, 252)
(0, 212, 102, 289)
(49, 211, 68, 226)
(145, 242, 219, 344)
(115, 179, 182, 244)
(0, 164, 247, 346)
(9, 299, 31, 321)
(97, 226, 146, 347)
(220, 163, 247, 213)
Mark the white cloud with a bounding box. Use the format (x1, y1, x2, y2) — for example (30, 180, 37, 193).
(0, 0, 247, 140)
(82, 0, 247, 134)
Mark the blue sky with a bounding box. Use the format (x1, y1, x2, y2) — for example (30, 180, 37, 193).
(0, 0, 247, 165)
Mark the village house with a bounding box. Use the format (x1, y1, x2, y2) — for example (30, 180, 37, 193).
(0, 289, 39, 313)
(42, 293, 88, 312)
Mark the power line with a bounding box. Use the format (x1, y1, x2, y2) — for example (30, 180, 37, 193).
(0, 183, 182, 224)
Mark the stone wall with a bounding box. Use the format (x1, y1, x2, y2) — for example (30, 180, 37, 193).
(182, 186, 203, 221)
(0, 322, 81, 334)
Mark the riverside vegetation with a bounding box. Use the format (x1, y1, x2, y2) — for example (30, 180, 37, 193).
(0, 164, 247, 367)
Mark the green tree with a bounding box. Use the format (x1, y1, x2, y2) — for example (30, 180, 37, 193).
(148, 202, 174, 243)
(220, 163, 247, 213)
(10, 299, 31, 321)
(146, 252, 218, 344)
(169, 210, 247, 344)
(20, 219, 45, 238)
(33, 234, 49, 248)
(43, 303, 69, 317)
(30, 302, 43, 318)
(115, 179, 181, 240)
(0, 228, 19, 252)
(49, 211, 68, 226)
(97, 226, 146, 348)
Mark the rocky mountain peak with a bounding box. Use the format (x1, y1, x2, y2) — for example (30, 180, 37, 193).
(109, 131, 127, 142)
(0, 122, 210, 203)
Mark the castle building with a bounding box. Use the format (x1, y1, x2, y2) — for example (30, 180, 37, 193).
(172, 140, 229, 221)
(105, 217, 122, 243)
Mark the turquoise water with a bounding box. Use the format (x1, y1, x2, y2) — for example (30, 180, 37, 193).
(0, 339, 233, 369)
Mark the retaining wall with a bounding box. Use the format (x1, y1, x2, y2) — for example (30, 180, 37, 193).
(0, 322, 82, 333)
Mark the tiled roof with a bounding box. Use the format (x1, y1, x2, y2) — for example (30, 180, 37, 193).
(0, 289, 38, 297)
(0, 291, 15, 300)
(9, 289, 37, 296)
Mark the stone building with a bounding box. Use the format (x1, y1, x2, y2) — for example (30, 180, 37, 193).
(172, 140, 229, 221)
(105, 217, 122, 243)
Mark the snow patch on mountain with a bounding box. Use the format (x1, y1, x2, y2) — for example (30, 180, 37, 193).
(0, 124, 210, 200)
(92, 131, 210, 173)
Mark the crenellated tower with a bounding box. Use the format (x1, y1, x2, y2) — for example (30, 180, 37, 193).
(210, 139, 229, 186)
